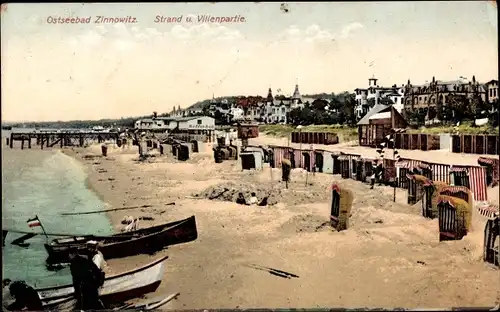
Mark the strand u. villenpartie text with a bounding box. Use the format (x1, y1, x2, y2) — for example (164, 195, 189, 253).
(155, 14, 246, 23)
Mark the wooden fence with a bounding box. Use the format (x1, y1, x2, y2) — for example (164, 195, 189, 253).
(451, 134, 499, 155)
(391, 133, 498, 155)
(393, 133, 440, 151)
(291, 132, 339, 145)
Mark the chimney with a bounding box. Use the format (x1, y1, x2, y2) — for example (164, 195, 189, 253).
(153, 111, 157, 119)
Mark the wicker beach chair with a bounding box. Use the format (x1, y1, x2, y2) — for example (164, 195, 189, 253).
(330, 183, 353, 232)
(477, 157, 499, 187)
(439, 186, 473, 229)
(281, 159, 292, 182)
(422, 179, 449, 219)
(406, 174, 427, 205)
(437, 195, 471, 241)
(479, 204, 499, 267)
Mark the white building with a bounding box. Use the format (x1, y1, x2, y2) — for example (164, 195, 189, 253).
(230, 107, 245, 120)
(135, 116, 215, 132)
(354, 77, 405, 119)
(243, 84, 306, 124)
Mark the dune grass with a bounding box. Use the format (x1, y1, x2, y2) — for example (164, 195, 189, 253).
(406, 122, 499, 135)
(260, 122, 498, 142)
(259, 124, 359, 142)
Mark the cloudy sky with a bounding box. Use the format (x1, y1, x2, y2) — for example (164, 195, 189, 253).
(1, 2, 497, 122)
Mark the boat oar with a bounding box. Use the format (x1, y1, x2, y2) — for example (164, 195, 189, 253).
(113, 292, 180, 311)
(145, 292, 180, 310)
(243, 263, 299, 279)
(2, 228, 138, 239)
(60, 202, 175, 216)
(11, 233, 37, 246)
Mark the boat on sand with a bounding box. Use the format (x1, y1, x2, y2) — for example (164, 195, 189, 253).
(39, 255, 169, 309)
(44, 215, 197, 265)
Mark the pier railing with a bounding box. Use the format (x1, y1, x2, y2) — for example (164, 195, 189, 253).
(6, 131, 119, 149)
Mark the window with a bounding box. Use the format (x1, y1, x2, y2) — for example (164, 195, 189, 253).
(494, 89, 497, 97)
(281, 107, 286, 114)
(419, 97, 422, 102)
(490, 89, 493, 97)
(197, 119, 202, 125)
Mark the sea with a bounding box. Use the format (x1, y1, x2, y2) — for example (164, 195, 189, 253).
(1, 129, 114, 288)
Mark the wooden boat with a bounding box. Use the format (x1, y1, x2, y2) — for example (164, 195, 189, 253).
(39, 255, 168, 309)
(45, 215, 197, 265)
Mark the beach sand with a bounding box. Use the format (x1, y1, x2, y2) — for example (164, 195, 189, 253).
(62, 138, 500, 309)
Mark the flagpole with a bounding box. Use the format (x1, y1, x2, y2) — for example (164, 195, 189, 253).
(36, 215, 50, 241)
(393, 142, 396, 203)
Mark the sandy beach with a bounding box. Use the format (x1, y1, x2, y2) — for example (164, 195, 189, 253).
(61, 136, 500, 309)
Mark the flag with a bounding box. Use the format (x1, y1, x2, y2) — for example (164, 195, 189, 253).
(27, 216, 41, 228)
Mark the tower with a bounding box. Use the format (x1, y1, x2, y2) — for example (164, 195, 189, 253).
(266, 87, 273, 103)
(368, 76, 378, 87)
(292, 84, 301, 99)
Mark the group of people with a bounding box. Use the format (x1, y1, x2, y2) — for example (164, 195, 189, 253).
(236, 192, 268, 207)
(3, 241, 106, 311)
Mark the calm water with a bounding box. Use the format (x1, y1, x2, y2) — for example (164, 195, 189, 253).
(1, 130, 114, 288)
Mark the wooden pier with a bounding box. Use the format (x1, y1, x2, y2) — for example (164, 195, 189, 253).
(7, 131, 120, 149)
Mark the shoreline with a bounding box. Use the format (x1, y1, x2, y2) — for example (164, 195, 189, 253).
(60, 148, 113, 222)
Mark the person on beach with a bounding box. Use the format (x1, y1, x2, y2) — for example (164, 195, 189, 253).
(5, 280, 43, 311)
(370, 160, 377, 189)
(236, 192, 247, 205)
(249, 192, 258, 205)
(370, 171, 376, 189)
(87, 241, 107, 271)
(2, 279, 14, 311)
(376, 162, 384, 186)
(69, 243, 105, 310)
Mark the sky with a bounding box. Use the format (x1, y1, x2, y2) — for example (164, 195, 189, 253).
(1, 2, 498, 122)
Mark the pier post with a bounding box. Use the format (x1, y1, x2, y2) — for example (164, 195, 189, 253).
(46, 136, 50, 148)
(60, 134, 63, 148)
(41, 137, 44, 150)
(21, 138, 24, 150)
(79, 134, 84, 147)
(28, 136, 31, 149)
(6, 138, 9, 146)
(9, 133, 13, 148)
(36, 135, 40, 145)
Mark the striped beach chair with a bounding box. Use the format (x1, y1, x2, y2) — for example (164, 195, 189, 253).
(479, 204, 499, 267)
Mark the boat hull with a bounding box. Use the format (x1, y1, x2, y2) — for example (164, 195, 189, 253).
(45, 215, 197, 265)
(39, 255, 168, 308)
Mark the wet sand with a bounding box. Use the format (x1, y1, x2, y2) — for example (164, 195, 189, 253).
(62, 139, 499, 309)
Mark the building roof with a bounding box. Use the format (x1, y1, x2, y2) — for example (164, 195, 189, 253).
(410, 79, 486, 93)
(149, 116, 213, 122)
(357, 104, 390, 125)
(137, 118, 154, 123)
(369, 111, 391, 120)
